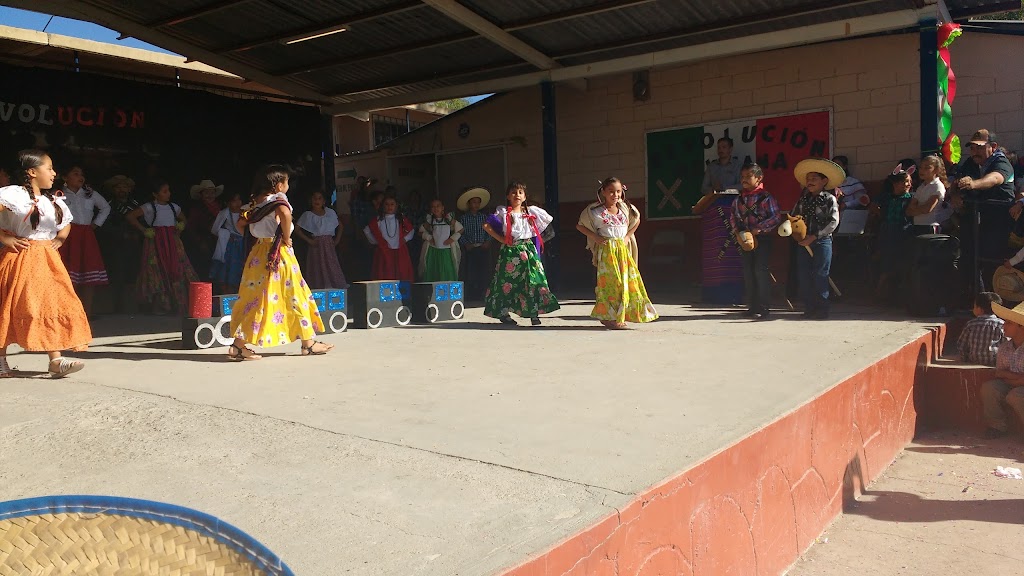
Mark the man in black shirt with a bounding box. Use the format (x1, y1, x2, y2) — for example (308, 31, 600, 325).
(956, 129, 1016, 292)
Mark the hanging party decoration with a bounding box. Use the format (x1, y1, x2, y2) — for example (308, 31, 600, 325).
(938, 22, 962, 164)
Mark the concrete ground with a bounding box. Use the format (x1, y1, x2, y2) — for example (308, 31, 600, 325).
(787, 430, 1024, 575)
(0, 300, 937, 575)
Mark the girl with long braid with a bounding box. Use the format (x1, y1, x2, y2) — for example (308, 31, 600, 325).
(225, 165, 333, 361)
(0, 150, 91, 378)
(576, 177, 658, 329)
(482, 181, 560, 326)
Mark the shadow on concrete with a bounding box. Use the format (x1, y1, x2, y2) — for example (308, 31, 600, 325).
(76, 350, 289, 363)
(903, 437, 1024, 464)
(845, 490, 1024, 525)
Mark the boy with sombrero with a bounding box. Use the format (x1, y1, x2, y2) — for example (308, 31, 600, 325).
(457, 187, 491, 301)
(790, 158, 844, 319)
(981, 299, 1024, 438)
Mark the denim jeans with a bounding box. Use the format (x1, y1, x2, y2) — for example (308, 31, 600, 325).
(741, 235, 773, 313)
(797, 236, 832, 314)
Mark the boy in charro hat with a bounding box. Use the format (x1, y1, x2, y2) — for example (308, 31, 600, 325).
(790, 158, 844, 319)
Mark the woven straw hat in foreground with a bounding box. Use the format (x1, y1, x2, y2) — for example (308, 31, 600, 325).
(0, 496, 293, 576)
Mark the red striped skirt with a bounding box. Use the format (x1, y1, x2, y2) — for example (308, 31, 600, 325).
(59, 224, 109, 285)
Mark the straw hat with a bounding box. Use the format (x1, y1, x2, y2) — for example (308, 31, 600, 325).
(457, 187, 490, 211)
(993, 266, 1024, 304)
(993, 299, 1024, 326)
(793, 158, 846, 191)
(102, 174, 135, 192)
(0, 495, 294, 575)
(190, 179, 224, 199)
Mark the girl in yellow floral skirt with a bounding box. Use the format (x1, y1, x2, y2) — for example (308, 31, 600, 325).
(576, 177, 658, 329)
(226, 165, 334, 360)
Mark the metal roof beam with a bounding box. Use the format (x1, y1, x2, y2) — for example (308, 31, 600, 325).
(327, 0, 881, 100)
(217, 0, 423, 53)
(273, 0, 654, 77)
(420, 0, 559, 70)
(329, 61, 527, 98)
(327, 7, 930, 114)
(146, 0, 255, 29)
(7, 0, 336, 105)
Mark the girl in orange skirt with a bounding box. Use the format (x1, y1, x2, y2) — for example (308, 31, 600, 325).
(0, 150, 91, 378)
(226, 165, 333, 361)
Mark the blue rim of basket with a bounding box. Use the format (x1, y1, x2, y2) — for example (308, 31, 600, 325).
(0, 495, 294, 576)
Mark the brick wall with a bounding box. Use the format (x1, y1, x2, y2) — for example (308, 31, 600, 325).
(556, 33, 922, 204)
(948, 32, 1024, 153)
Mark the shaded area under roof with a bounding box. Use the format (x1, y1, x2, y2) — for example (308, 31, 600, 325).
(0, 0, 1014, 114)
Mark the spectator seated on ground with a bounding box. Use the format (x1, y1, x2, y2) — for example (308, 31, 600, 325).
(957, 291, 1005, 366)
(981, 299, 1024, 438)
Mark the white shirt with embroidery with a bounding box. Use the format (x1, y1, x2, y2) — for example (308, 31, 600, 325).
(0, 185, 73, 240)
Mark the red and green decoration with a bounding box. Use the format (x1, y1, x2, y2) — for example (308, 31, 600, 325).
(938, 22, 962, 164)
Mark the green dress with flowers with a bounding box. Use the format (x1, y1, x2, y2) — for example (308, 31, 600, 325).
(483, 206, 560, 319)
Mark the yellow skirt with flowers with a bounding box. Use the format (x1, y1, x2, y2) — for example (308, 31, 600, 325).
(592, 237, 658, 323)
(229, 239, 324, 348)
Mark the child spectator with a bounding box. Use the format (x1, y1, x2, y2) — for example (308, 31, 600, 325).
(185, 180, 223, 280)
(981, 300, 1024, 438)
(364, 195, 415, 281)
(127, 180, 198, 315)
(209, 189, 246, 294)
(100, 175, 141, 313)
(957, 291, 1005, 366)
(906, 155, 949, 236)
(295, 190, 347, 289)
(729, 163, 783, 320)
(791, 159, 843, 319)
(419, 199, 463, 282)
(458, 187, 490, 302)
(832, 156, 869, 210)
(873, 165, 914, 299)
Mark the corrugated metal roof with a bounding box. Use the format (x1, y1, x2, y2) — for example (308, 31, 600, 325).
(13, 0, 1017, 112)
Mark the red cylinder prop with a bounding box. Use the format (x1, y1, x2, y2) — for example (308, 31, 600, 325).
(189, 282, 213, 319)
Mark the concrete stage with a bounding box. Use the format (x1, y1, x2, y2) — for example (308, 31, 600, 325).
(0, 301, 943, 575)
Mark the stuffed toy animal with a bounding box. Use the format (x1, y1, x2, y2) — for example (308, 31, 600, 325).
(737, 230, 757, 251)
(777, 214, 808, 243)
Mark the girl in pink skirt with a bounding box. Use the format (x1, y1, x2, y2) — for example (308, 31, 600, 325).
(295, 190, 347, 289)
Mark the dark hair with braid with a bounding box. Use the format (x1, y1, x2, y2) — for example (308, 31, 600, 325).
(377, 193, 406, 222)
(17, 149, 63, 230)
(251, 164, 291, 201)
(505, 181, 532, 211)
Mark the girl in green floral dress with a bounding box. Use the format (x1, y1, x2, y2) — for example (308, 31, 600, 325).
(482, 182, 560, 326)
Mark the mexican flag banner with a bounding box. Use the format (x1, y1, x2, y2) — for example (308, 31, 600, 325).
(646, 110, 832, 219)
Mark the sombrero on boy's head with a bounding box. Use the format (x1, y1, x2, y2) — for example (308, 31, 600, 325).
(457, 187, 490, 211)
(993, 299, 1024, 326)
(794, 158, 846, 191)
(993, 266, 1024, 303)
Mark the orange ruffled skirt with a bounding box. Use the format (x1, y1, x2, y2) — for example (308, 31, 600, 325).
(0, 241, 91, 352)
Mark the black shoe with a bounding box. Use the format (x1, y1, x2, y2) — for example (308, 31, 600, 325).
(499, 315, 517, 325)
(983, 427, 1008, 439)
(741, 309, 757, 318)
(531, 317, 541, 326)
(756, 311, 773, 321)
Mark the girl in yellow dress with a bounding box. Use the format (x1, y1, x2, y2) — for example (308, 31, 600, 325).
(576, 177, 658, 329)
(226, 165, 334, 360)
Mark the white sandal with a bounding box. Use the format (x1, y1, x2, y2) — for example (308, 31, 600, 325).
(0, 356, 15, 378)
(48, 357, 84, 379)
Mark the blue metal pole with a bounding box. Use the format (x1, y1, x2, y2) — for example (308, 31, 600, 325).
(541, 81, 560, 288)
